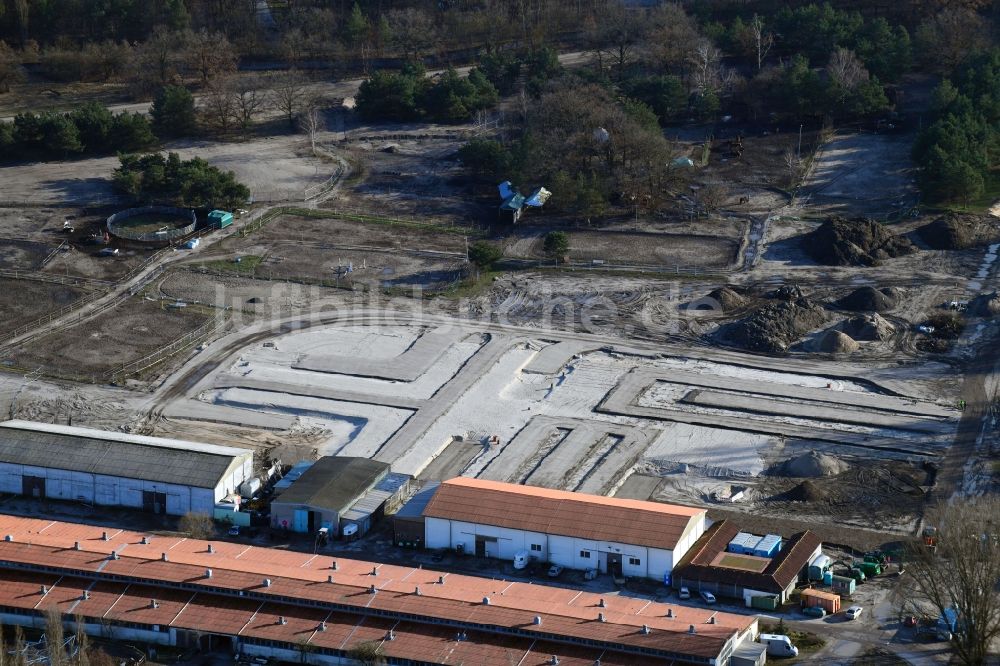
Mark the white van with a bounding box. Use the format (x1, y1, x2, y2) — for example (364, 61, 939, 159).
(513, 550, 531, 570)
(760, 634, 799, 658)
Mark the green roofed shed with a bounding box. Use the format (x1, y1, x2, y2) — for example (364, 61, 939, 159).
(208, 210, 233, 229)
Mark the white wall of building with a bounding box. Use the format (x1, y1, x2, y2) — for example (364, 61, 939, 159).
(425, 517, 697, 580)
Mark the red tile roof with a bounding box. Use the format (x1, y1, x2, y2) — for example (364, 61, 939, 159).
(423, 477, 706, 551)
(0, 515, 755, 664)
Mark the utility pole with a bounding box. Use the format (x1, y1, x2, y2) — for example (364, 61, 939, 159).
(797, 124, 803, 158)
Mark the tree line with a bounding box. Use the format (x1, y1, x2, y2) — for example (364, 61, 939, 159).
(113, 151, 250, 209)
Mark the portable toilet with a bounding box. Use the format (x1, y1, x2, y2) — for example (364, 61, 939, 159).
(208, 209, 234, 229)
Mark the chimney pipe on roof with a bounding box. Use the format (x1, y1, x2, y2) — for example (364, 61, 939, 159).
(483, 597, 490, 605)
(39, 585, 47, 595)
(331, 560, 338, 571)
(372, 566, 378, 576)
(369, 584, 377, 594)
(101, 531, 109, 541)
(549, 656, 559, 665)
(141, 536, 150, 544)
(414, 586, 421, 596)
(150, 599, 159, 609)
(709, 616, 717, 624)
(109, 551, 119, 560)
(3, 535, 12, 542)
(263, 579, 271, 588)
(161, 552, 168, 562)
(207, 544, 214, 554)
(689, 625, 696, 634)
(387, 630, 395, 641)
(74, 541, 81, 551)
(640, 625, 650, 635)
(327, 575, 334, 583)
(278, 616, 287, 625)
(598, 613, 606, 623)
(318, 622, 327, 632)
(598, 598, 606, 608)
(533, 616, 542, 626)
(205, 569, 212, 579)
(438, 575, 445, 584)
(666, 608, 674, 618)
(82, 591, 89, 600)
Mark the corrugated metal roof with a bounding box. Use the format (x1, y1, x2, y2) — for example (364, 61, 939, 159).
(272, 457, 389, 511)
(0, 420, 250, 489)
(394, 481, 439, 520)
(423, 478, 705, 552)
(273, 460, 314, 492)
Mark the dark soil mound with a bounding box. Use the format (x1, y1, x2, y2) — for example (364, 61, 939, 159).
(968, 291, 1000, 317)
(836, 286, 898, 312)
(705, 286, 748, 312)
(787, 479, 825, 502)
(818, 329, 859, 354)
(843, 313, 895, 341)
(765, 284, 804, 301)
(723, 299, 829, 353)
(803, 216, 915, 266)
(918, 213, 992, 250)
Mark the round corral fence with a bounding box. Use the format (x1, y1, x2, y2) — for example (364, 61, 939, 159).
(106, 206, 197, 243)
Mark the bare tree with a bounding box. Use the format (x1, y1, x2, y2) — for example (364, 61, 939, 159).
(827, 48, 869, 91)
(232, 77, 269, 138)
(202, 79, 236, 134)
(178, 511, 215, 539)
(185, 29, 237, 86)
(385, 8, 438, 60)
(748, 15, 773, 71)
(270, 69, 313, 128)
(783, 147, 803, 188)
(44, 606, 65, 666)
(899, 496, 1000, 665)
(299, 105, 323, 154)
(642, 3, 701, 74)
(688, 40, 734, 95)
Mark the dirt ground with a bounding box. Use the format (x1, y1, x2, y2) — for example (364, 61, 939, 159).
(3, 297, 212, 379)
(0, 278, 90, 337)
(0, 239, 55, 270)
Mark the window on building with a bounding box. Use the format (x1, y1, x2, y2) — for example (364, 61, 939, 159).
(580, 550, 591, 558)
(530, 543, 542, 551)
(628, 557, 641, 566)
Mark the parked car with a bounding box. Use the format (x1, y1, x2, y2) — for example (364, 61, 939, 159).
(547, 564, 564, 578)
(678, 587, 691, 600)
(700, 591, 717, 604)
(802, 606, 827, 618)
(916, 625, 951, 642)
(227, 525, 240, 537)
(845, 606, 864, 620)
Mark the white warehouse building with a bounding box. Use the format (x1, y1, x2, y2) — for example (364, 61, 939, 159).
(0, 420, 253, 516)
(422, 477, 707, 581)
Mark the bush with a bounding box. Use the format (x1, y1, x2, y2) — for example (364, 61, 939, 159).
(151, 85, 196, 138)
(457, 139, 510, 180)
(356, 64, 499, 124)
(542, 231, 570, 260)
(113, 151, 250, 208)
(178, 512, 215, 539)
(468, 241, 503, 268)
(926, 312, 965, 339)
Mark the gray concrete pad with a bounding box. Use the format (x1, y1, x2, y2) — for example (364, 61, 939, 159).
(417, 438, 483, 481)
(162, 400, 296, 431)
(613, 473, 665, 501)
(212, 373, 424, 410)
(293, 325, 462, 381)
(522, 340, 601, 375)
(599, 371, 943, 457)
(648, 370, 951, 418)
(682, 389, 950, 434)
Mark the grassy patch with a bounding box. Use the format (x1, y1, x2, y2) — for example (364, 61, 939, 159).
(925, 176, 1000, 215)
(440, 269, 501, 299)
(760, 622, 826, 653)
(286, 208, 481, 237)
(196, 255, 264, 275)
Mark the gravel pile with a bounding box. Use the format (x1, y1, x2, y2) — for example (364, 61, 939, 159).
(706, 286, 748, 312)
(843, 313, 895, 341)
(918, 213, 993, 250)
(722, 299, 829, 353)
(803, 216, 915, 266)
(783, 451, 849, 477)
(836, 286, 899, 312)
(818, 329, 859, 354)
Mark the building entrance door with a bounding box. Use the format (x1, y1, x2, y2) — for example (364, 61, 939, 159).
(22, 476, 45, 499)
(607, 553, 623, 578)
(475, 535, 497, 557)
(142, 490, 167, 514)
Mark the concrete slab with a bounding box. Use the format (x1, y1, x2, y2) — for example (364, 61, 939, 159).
(417, 438, 484, 481)
(681, 389, 950, 434)
(162, 400, 297, 431)
(293, 325, 462, 381)
(522, 340, 601, 375)
(613, 474, 664, 501)
(212, 373, 424, 410)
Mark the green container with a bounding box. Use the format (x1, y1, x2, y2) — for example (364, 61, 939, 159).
(750, 595, 779, 611)
(849, 567, 866, 582)
(858, 561, 882, 577)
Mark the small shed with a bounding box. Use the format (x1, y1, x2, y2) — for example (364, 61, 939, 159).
(393, 481, 439, 548)
(208, 210, 233, 229)
(339, 472, 412, 539)
(802, 588, 841, 614)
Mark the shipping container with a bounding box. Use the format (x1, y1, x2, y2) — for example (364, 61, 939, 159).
(728, 532, 763, 555)
(801, 588, 841, 614)
(831, 575, 856, 595)
(750, 594, 779, 611)
(208, 209, 234, 229)
(753, 534, 782, 558)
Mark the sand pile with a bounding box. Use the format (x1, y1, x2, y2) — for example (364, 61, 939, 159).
(723, 299, 828, 353)
(783, 451, 849, 477)
(918, 213, 993, 250)
(843, 313, 895, 341)
(803, 216, 915, 266)
(787, 480, 825, 501)
(968, 291, 1000, 317)
(818, 329, 859, 353)
(836, 286, 898, 312)
(706, 286, 748, 312)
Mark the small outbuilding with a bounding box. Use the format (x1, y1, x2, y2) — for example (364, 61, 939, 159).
(207, 209, 233, 229)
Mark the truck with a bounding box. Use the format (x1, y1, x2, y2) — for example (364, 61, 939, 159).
(759, 634, 799, 658)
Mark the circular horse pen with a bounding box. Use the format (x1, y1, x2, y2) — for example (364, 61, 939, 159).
(106, 206, 197, 245)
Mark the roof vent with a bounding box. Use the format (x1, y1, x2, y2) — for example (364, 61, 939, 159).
(594, 661, 601, 666)
(74, 541, 81, 551)
(278, 616, 287, 625)
(109, 551, 119, 560)
(39, 585, 48, 595)
(369, 584, 377, 594)
(688, 625, 696, 634)
(82, 591, 89, 600)
(207, 544, 215, 554)
(205, 569, 213, 579)
(1, 534, 11, 542)
(666, 608, 674, 618)
(708, 616, 717, 625)
(101, 531, 109, 541)
(327, 575, 334, 584)
(161, 553, 168, 562)
(387, 630, 395, 641)
(150, 599, 159, 609)
(640, 624, 650, 635)
(550, 657, 559, 665)
(318, 622, 327, 632)
(263, 579, 271, 588)
(438, 575, 445, 584)
(331, 560, 338, 571)
(141, 536, 150, 545)
(483, 596, 491, 605)
(598, 613, 606, 623)
(598, 598, 606, 608)
(456, 631, 467, 642)
(414, 586, 421, 596)
(372, 566, 378, 576)
(533, 616, 542, 626)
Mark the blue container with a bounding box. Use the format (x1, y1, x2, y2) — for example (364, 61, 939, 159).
(753, 534, 782, 558)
